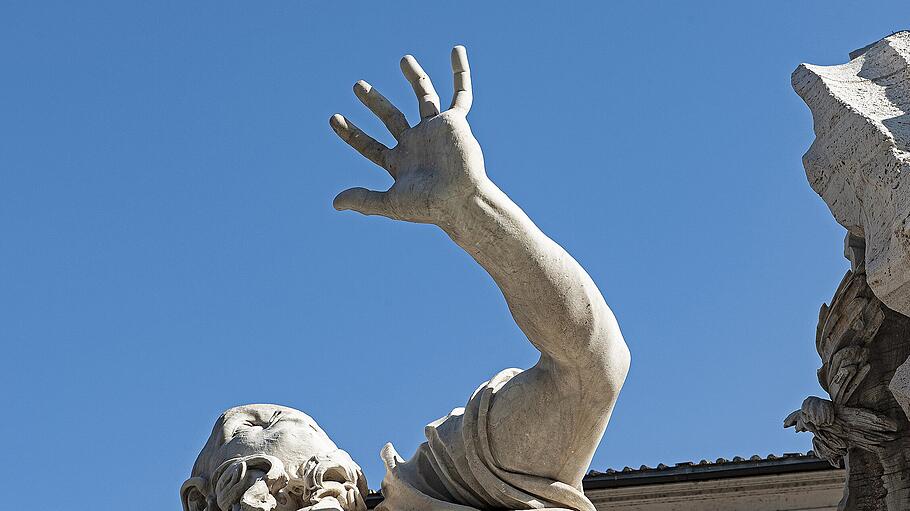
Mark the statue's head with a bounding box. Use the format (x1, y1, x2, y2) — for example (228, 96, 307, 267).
(181, 404, 368, 511)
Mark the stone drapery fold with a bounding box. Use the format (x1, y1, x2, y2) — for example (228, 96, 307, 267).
(376, 369, 595, 511)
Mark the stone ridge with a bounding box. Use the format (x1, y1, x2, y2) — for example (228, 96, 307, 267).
(792, 30, 910, 316)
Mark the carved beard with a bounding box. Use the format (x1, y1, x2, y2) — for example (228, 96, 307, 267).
(212, 455, 289, 511)
(211, 452, 367, 511)
(296, 451, 368, 511)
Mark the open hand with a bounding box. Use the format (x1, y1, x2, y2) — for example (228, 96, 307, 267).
(330, 46, 486, 226)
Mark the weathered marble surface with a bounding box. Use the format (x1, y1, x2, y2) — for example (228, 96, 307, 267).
(330, 46, 630, 511)
(793, 31, 910, 316)
(790, 32, 910, 510)
(784, 240, 910, 510)
(181, 405, 368, 511)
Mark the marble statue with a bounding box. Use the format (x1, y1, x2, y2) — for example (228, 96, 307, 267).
(329, 46, 630, 511)
(181, 404, 369, 511)
(787, 32, 910, 511)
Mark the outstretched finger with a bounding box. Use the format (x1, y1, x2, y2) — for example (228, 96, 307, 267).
(400, 55, 441, 119)
(329, 114, 389, 171)
(450, 46, 472, 112)
(333, 187, 395, 218)
(353, 80, 410, 140)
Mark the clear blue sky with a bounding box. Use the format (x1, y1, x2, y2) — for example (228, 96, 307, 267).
(2, 2, 907, 509)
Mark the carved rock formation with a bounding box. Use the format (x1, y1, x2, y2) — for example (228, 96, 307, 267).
(793, 31, 910, 317)
(791, 32, 910, 510)
(785, 237, 910, 510)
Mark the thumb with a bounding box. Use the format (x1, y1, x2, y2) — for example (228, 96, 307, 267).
(333, 187, 394, 218)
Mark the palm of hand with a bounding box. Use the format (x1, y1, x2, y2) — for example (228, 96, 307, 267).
(330, 46, 484, 225)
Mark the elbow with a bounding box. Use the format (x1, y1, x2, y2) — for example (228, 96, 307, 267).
(615, 340, 631, 383)
(582, 314, 629, 393)
(598, 334, 630, 393)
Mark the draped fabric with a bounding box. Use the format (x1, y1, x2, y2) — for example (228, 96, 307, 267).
(376, 369, 595, 511)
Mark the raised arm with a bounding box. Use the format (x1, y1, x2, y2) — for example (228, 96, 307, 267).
(330, 47, 629, 385)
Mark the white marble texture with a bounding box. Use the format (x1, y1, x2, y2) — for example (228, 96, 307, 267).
(181, 405, 368, 511)
(330, 46, 630, 511)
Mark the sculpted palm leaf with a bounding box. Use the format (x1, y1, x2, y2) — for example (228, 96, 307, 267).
(815, 268, 883, 403)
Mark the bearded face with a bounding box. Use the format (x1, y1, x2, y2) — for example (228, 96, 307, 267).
(181, 405, 368, 511)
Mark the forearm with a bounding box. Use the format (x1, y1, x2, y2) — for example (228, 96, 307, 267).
(328, 44, 627, 376)
(441, 177, 627, 369)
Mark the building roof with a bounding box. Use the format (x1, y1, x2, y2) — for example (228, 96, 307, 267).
(365, 451, 837, 506)
(583, 451, 837, 490)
